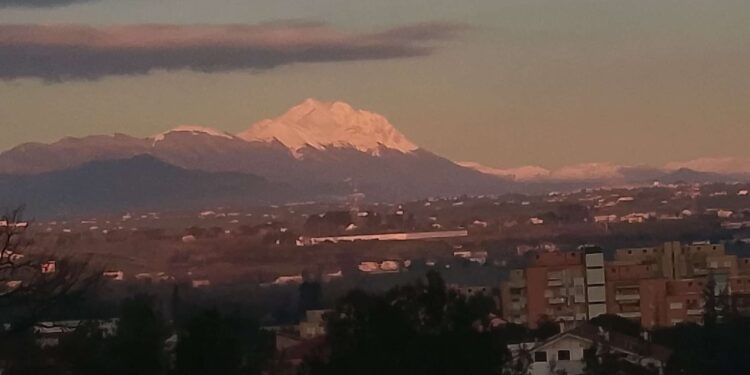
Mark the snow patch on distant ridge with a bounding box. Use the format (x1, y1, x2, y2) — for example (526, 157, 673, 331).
(152, 125, 235, 143)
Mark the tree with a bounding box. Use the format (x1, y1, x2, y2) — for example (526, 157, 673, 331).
(56, 321, 114, 375)
(0, 208, 101, 330)
(703, 274, 718, 329)
(174, 310, 243, 375)
(299, 280, 323, 317)
(304, 271, 512, 375)
(0, 208, 101, 373)
(174, 310, 275, 375)
(534, 315, 561, 340)
(111, 295, 168, 375)
(590, 314, 641, 337)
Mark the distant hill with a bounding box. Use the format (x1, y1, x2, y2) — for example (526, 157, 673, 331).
(2, 99, 748, 218)
(0, 99, 514, 210)
(0, 155, 300, 217)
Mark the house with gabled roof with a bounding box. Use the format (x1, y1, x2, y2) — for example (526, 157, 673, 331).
(510, 323, 672, 375)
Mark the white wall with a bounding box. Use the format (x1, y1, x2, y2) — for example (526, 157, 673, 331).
(528, 336, 588, 375)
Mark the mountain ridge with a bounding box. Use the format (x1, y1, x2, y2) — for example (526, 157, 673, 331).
(0, 155, 302, 216)
(2, 99, 748, 217)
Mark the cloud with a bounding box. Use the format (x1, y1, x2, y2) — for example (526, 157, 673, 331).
(0, 22, 465, 81)
(0, 0, 94, 8)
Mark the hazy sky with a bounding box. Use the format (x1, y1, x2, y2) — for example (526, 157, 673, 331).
(1, 0, 749, 168)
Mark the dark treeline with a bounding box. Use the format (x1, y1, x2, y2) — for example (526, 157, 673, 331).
(299, 270, 557, 375)
(0, 271, 749, 374)
(299, 271, 750, 375)
(0, 294, 276, 375)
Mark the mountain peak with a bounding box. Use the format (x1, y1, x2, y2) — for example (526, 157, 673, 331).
(152, 125, 235, 143)
(237, 99, 418, 157)
(293, 98, 354, 113)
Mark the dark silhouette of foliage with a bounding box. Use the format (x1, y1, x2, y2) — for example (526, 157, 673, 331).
(173, 309, 275, 375)
(590, 314, 641, 337)
(299, 281, 323, 317)
(111, 295, 168, 375)
(174, 310, 242, 375)
(534, 315, 561, 340)
(302, 270, 511, 375)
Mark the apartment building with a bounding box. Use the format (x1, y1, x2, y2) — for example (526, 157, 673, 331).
(501, 246, 605, 328)
(502, 241, 750, 329)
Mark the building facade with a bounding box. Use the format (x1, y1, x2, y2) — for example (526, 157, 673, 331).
(502, 242, 750, 329)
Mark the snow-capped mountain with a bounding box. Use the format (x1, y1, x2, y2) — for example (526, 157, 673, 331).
(549, 162, 623, 181)
(5, 97, 745, 216)
(152, 125, 237, 143)
(461, 160, 744, 185)
(456, 162, 550, 181)
(459, 161, 623, 182)
(238, 99, 417, 158)
(0, 99, 512, 210)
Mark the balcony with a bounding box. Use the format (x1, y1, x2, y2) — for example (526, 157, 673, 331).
(617, 312, 642, 319)
(511, 302, 526, 311)
(507, 280, 526, 289)
(548, 297, 566, 305)
(547, 280, 563, 287)
(687, 309, 703, 316)
(615, 293, 641, 302)
(510, 296, 527, 304)
(615, 284, 640, 290)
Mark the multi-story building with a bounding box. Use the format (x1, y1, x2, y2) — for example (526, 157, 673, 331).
(501, 246, 606, 328)
(501, 269, 529, 325)
(502, 241, 750, 329)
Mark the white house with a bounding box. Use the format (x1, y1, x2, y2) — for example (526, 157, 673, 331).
(510, 324, 672, 375)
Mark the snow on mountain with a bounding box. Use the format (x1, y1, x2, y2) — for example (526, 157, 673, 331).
(457, 162, 550, 181)
(460, 161, 626, 182)
(238, 98, 418, 158)
(152, 125, 236, 143)
(549, 162, 622, 181)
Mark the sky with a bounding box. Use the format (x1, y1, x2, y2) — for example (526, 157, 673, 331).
(0, 0, 749, 169)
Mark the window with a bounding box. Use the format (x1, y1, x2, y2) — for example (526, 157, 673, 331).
(557, 350, 571, 361)
(534, 351, 548, 362)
